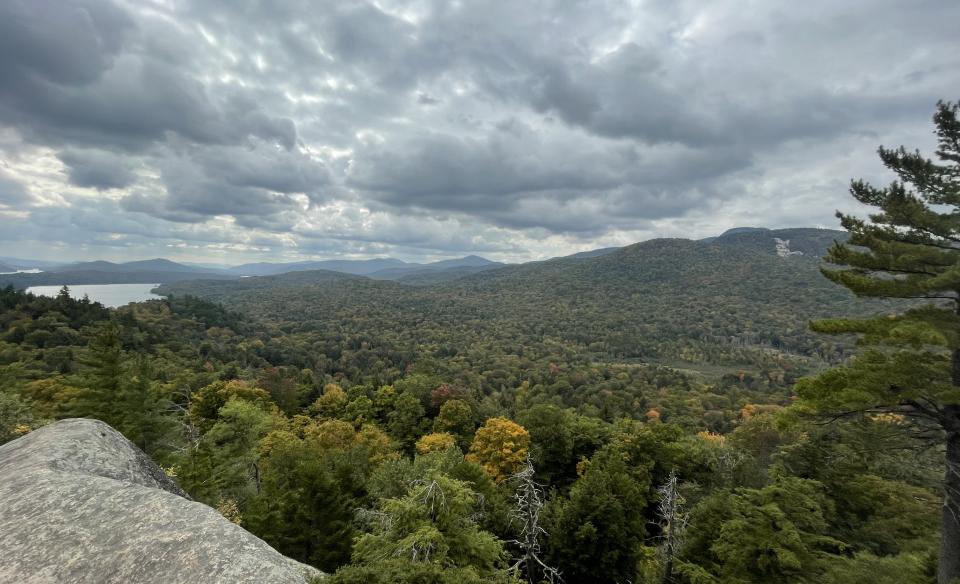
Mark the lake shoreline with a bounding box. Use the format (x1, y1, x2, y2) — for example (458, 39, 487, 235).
(26, 284, 163, 308)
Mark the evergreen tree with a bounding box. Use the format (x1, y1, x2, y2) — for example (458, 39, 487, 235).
(55, 285, 71, 305)
(117, 354, 169, 455)
(681, 478, 843, 583)
(796, 100, 960, 583)
(545, 446, 649, 584)
(70, 322, 124, 426)
(518, 405, 576, 487)
(349, 469, 507, 579)
(246, 435, 356, 572)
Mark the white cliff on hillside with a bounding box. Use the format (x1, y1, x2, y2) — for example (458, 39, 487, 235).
(774, 237, 803, 258)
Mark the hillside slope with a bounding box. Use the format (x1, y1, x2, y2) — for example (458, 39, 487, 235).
(158, 228, 882, 376)
(230, 255, 503, 280)
(230, 258, 406, 277)
(0, 269, 238, 289)
(51, 259, 220, 274)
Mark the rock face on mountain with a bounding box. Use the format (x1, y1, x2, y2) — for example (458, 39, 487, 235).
(0, 418, 323, 584)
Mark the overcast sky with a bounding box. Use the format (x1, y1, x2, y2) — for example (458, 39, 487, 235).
(0, 0, 957, 264)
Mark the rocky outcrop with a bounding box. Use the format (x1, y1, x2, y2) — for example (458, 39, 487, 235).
(774, 237, 803, 258)
(0, 418, 323, 584)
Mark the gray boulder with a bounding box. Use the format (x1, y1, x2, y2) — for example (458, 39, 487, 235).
(0, 418, 323, 583)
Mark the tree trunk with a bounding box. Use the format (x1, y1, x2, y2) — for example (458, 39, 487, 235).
(943, 348, 960, 584)
(941, 427, 960, 584)
(662, 557, 674, 584)
(952, 347, 960, 386)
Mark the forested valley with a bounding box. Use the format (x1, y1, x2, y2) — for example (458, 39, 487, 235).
(3, 103, 960, 584)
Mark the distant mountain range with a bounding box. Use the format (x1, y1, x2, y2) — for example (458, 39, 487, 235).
(0, 258, 234, 288)
(228, 254, 503, 280)
(229, 257, 406, 277)
(0, 257, 65, 270)
(0, 254, 507, 289)
(157, 227, 873, 375)
(0, 227, 845, 291)
(0, 271, 236, 290)
(49, 258, 220, 275)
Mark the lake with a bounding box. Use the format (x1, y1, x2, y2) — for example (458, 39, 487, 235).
(26, 283, 164, 308)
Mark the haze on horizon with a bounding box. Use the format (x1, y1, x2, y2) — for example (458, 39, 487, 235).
(0, 0, 958, 265)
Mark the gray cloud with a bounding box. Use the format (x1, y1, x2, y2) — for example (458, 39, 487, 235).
(0, 0, 957, 263)
(122, 157, 295, 223)
(191, 142, 331, 199)
(0, 0, 133, 88)
(0, 171, 31, 207)
(58, 148, 136, 190)
(348, 118, 752, 231)
(2, 55, 296, 150)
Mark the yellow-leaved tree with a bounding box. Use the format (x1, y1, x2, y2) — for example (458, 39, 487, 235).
(466, 417, 530, 482)
(415, 431, 457, 455)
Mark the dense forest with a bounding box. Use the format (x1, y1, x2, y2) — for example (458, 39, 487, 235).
(160, 227, 898, 383)
(3, 102, 960, 583)
(0, 284, 942, 583)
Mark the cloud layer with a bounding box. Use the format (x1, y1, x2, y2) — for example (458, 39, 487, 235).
(0, 0, 957, 263)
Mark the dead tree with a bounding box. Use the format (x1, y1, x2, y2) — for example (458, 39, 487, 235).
(508, 456, 561, 584)
(656, 471, 687, 584)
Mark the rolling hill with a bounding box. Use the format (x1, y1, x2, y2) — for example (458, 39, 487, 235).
(394, 264, 509, 285)
(0, 254, 504, 289)
(367, 255, 504, 281)
(50, 259, 222, 274)
(229, 258, 406, 277)
(0, 257, 63, 270)
(229, 255, 502, 280)
(0, 258, 237, 289)
(157, 227, 888, 377)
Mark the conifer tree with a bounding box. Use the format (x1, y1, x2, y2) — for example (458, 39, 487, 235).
(350, 470, 507, 578)
(545, 447, 649, 584)
(796, 100, 960, 583)
(117, 354, 169, 455)
(70, 322, 123, 426)
(246, 435, 356, 572)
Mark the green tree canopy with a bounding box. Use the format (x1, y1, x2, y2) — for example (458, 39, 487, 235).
(796, 100, 960, 583)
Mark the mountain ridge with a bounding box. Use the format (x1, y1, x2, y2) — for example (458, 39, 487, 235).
(157, 226, 878, 377)
(2, 228, 847, 291)
(51, 258, 221, 275)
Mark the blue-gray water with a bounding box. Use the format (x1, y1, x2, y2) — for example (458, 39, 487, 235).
(26, 284, 163, 308)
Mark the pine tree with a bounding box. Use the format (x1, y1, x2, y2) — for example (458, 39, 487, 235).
(350, 470, 507, 578)
(545, 447, 649, 584)
(246, 435, 356, 572)
(117, 354, 169, 456)
(796, 100, 960, 584)
(70, 322, 124, 426)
